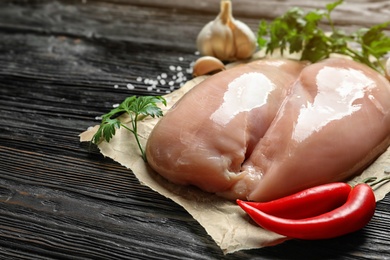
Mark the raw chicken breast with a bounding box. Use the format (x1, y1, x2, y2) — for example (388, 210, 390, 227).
(146, 57, 390, 202)
(145, 59, 306, 194)
(243, 58, 390, 201)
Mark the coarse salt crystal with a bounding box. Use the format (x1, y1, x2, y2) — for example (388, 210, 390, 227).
(136, 77, 142, 82)
(114, 84, 119, 89)
(169, 65, 176, 71)
(112, 103, 120, 108)
(126, 83, 135, 89)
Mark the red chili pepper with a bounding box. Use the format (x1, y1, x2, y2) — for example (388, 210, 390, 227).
(237, 183, 376, 240)
(240, 182, 352, 219)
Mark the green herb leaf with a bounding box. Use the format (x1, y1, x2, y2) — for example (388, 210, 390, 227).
(92, 95, 167, 162)
(257, 0, 390, 74)
(360, 22, 390, 59)
(326, 0, 343, 13)
(91, 118, 121, 144)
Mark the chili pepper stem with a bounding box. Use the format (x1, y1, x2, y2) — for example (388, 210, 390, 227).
(369, 176, 390, 187)
(362, 176, 378, 184)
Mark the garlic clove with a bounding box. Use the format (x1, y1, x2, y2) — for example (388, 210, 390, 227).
(231, 20, 257, 59)
(196, 22, 214, 56)
(192, 56, 226, 77)
(209, 19, 235, 60)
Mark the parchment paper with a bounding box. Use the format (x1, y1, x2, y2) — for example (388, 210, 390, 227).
(80, 60, 390, 254)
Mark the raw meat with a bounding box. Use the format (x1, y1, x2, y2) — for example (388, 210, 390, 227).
(146, 58, 390, 202)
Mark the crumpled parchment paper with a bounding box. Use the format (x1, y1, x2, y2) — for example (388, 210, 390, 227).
(80, 60, 390, 254)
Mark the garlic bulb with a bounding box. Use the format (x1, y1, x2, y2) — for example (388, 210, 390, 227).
(386, 56, 390, 80)
(196, 0, 257, 61)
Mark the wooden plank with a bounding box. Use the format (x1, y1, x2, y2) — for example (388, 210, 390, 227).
(116, 0, 390, 26)
(0, 0, 389, 259)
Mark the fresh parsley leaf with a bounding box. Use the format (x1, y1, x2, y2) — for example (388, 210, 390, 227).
(326, 0, 343, 15)
(360, 22, 390, 59)
(91, 118, 121, 144)
(257, 0, 390, 74)
(92, 95, 167, 162)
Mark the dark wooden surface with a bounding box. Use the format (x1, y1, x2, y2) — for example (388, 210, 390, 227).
(1, 0, 390, 259)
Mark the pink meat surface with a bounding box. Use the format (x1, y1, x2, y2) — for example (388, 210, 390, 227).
(146, 58, 390, 202)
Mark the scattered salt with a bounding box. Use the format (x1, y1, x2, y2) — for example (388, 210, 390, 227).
(132, 56, 194, 93)
(114, 84, 119, 89)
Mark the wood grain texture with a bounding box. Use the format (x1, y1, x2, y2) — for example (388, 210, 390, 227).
(0, 0, 389, 259)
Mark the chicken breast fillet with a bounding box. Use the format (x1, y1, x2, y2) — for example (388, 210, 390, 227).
(146, 58, 390, 202)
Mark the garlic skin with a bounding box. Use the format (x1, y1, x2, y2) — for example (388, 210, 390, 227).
(386, 57, 390, 80)
(196, 0, 257, 61)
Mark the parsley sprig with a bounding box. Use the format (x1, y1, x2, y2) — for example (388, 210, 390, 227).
(257, 0, 390, 74)
(92, 96, 167, 162)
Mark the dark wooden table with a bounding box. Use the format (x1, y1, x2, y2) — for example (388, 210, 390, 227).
(1, 0, 389, 259)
